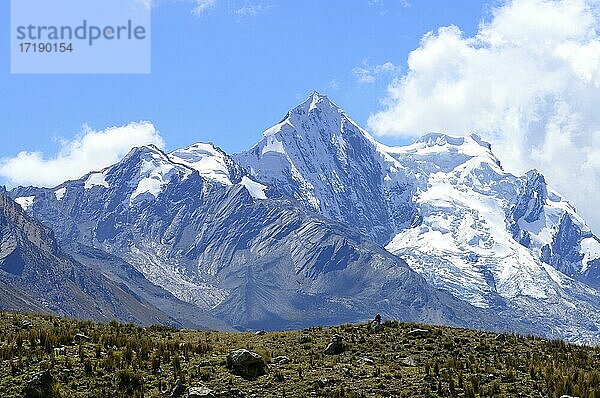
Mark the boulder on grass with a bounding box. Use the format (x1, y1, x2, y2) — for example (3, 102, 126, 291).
(226, 349, 267, 379)
(324, 334, 345, 355)
(170, 379, 186, 398)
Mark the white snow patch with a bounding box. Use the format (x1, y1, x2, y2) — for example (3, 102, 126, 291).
(84, 172, 110, 189)
(385, 145, 560, 306)
(240, 176, 267, 200)
(262, 119, 292, 137)
(309, 93, 320, 112)
(261, 136, 286, 156)
(14, 196, 35, 211)
(581, 237, 600, 272)
(54, 187, 66, 201)
(131, 157, 175, 201)
(130, 149, 192, 202)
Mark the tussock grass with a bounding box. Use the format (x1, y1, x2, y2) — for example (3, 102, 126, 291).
(0, 312, 598, 397)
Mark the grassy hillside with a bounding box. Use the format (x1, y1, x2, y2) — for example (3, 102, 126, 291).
(0, 311, 598, 397)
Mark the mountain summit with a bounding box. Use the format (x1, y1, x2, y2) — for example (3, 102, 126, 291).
(235, 92, 416, 243)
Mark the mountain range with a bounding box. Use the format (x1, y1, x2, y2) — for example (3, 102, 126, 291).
(4, 92, 600, 343)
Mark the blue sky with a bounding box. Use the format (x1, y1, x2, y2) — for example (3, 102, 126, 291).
(0, 0, 490, 160)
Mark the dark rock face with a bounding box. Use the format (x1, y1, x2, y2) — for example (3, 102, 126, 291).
(510, 170, 548, 225)
(226, 349, 267, 379)
(508, 170, 549, 248)
(548, 214, 585, 275)
(507, 169, 600, 287)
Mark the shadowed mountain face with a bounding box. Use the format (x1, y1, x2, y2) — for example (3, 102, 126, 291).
(0, 189, 228, 330)
(7, 93, 600, 343)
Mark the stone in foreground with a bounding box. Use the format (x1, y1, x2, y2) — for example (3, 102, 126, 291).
(226, 349, 267, 379)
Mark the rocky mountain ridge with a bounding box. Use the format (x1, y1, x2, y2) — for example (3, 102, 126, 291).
(7, 92, 600, 343)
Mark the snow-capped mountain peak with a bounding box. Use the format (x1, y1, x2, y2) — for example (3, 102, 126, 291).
(169, 142, 240, 186)
(300, 91, 340, 114)
(415, 132, 491, 149)
(235, 93, 417, 243)
(381, 131, 600, 323)
(381, 133, 503, 178)
(82, 145, 195, 203)
(234, 94, 600, 342)
(8, 92, 600, 343)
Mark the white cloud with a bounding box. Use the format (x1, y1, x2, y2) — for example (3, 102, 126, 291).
(235, 3, 266, 16)
(192, 0, 217, 14)
(353, 61, 399, 84)
(368, 0, 410, 8)
(368, 0, 600, 232)
(0, 122, 165, 188)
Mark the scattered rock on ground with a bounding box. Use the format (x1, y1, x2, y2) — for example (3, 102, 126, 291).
(226, 349, 267, 379)
(188, 385, 216, 398)
(399, 356, 417, 367)
(299, 334, 312, 344)
(272, 356, 290, 365)
(358, 357, 374, 365)
(407, 328, 430, 337)
(370, 314, 384, 332)
(21, 320, 33, 330)
(217, 388, 246, 398)
(53, 346, 66, 356)
(73, 333, 91, 343)
(315, 378, 330, 388)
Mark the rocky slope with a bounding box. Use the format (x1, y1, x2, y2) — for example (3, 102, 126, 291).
(0, 189, 176, 325)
